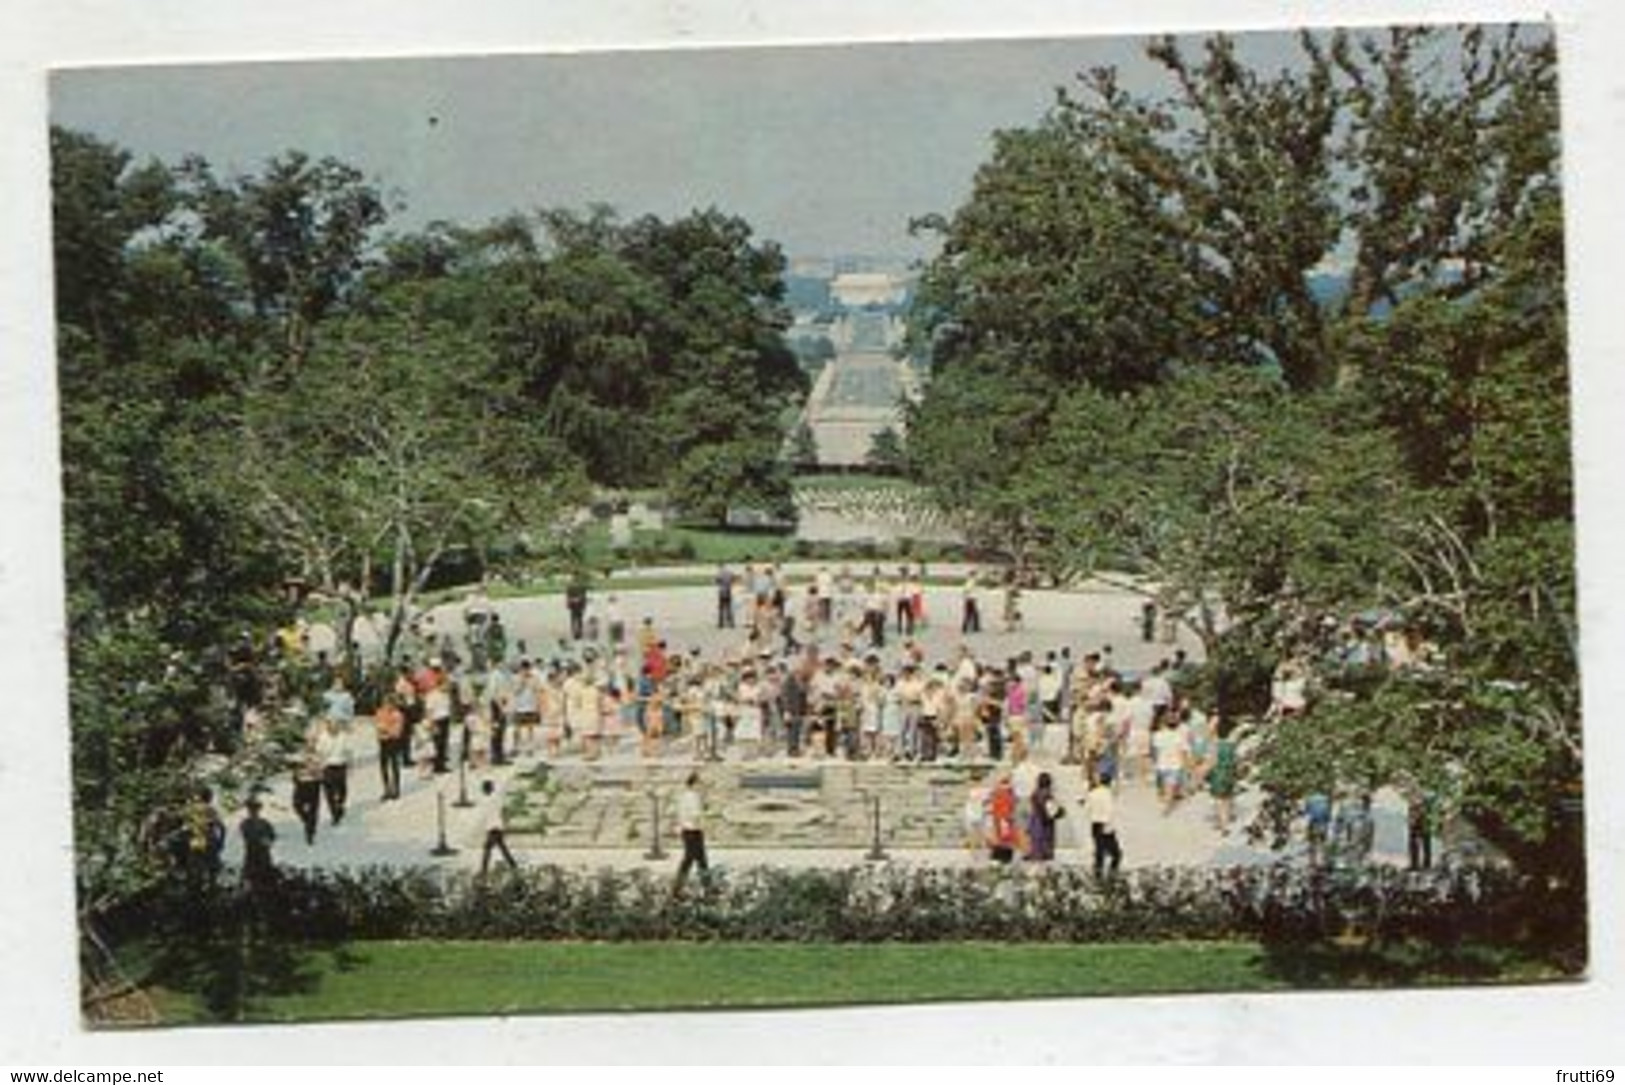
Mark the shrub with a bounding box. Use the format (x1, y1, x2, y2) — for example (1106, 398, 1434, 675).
(104, 861, 1585, 959)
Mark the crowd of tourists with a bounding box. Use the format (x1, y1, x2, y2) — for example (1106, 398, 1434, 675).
(211, 564, 1260, 877)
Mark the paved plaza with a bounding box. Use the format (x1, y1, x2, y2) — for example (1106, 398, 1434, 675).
(228, 574, 1433, 879)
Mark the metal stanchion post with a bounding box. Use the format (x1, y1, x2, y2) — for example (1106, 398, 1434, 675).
(644, 790, 668, 861)
(865, 792, 888, 862)
(430, 789, 458, 857)
(453, 756, 474, 808)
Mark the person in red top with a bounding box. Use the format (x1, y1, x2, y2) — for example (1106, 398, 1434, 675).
(643, 639, 670, 684)
(986, 774, 1019, 864)
(413, 658, 442, 698)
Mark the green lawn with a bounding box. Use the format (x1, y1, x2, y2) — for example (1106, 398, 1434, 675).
(132, 939, 1568, 1025)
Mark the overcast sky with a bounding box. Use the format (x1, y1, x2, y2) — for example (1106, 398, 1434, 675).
(49, 32, 1325, 262)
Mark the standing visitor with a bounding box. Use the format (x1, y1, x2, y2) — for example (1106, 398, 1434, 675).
(1002, 576, 1023, 633)
(374, 695, 405, 801)
(835, 564, 856, 626)
(1004, 666, 1030, 764)
(1151, 713, 1189, 814)
(565, 576, 589, 641)
(716, 564, 737, 629)
(1268, 659, 1309, 720)
(181, 787, 226, 887)
(673, 772, 710, 894)
(951, 679, 979, 760)
(394, 664, 421, 768)
(1038, 661, 1063, 754)
(979, 673, 1005, 762)
(1026, 771, 1062, 862)
(880, 673, 904, 761)
(1088, 773, 1123, 877)
(918, 676, 945, 763)
(892, 568, 913, 636)
(863, 579, 886, 649)
(487, 614, 509, 668)
(897, 663, 925, 760)
(485, 660, 512, 766)
(986, 774, 1019, 864)
(961, 785, 988, 854)
(734, 669, 764, 759)
(815, 566, 835, 628)
(1406, 784, 1438, 871)
(425, 669, 454, 774)
(291, 749, 323, 845)
(321, 676, 355, 729)
(478, 779, 517, 875)
(1208, 721, 1240, 832)
(238, 796, 277, 888)
(961, 570, 982, 634)
(781, 662, 809, 758)
(315, 715, 351, 825)
(600, 681, 627, 758)
(511, 659, 542, 756)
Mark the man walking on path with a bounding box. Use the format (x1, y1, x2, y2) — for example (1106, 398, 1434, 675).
(315, 715, 351, 825)
(1087, 772, 1123, 877)
(673, 772, 710, 894)
(478, 779, 517, 875)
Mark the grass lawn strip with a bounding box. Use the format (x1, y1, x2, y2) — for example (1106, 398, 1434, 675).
(137, 939, 1568, 1024)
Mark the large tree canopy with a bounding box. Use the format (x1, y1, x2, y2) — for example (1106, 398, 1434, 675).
(904, 24, 1575, 872)
(53, 131, 808, 908)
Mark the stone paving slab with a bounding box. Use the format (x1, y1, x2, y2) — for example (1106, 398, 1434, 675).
(220, 732, 1427, 879)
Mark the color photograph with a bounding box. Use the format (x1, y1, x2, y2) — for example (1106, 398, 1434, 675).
(48, 22, 1585, 1029)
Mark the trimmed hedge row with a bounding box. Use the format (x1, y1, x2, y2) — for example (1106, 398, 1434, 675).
(117, 861, 1585, 954)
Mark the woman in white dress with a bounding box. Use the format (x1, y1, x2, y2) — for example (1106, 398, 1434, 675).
(734, 670, 764, 758)
(859, 673, 883, 760)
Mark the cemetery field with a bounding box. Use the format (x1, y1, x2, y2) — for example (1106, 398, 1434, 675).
(131, 939, 1568, 1024)
(793, 472, 924, 493)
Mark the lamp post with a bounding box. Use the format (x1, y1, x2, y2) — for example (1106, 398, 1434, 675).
(644, 789, 668, 861)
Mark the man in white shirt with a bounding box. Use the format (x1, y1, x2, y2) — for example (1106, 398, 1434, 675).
(961, 571, 982, 634)
(485, 661, 513, 765)
(1088, 773, 1123, 876)
(1141, 661, 1174, 714)
(815, 567, 835, 628)
(477, 779, 516, 875)
(314, 715, 351, 826)
(673, 772, 709, 893)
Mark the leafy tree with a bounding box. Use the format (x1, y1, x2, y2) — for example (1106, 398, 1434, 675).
(53, 131, 284, 913)
(224, 297, 586, 662)
(788, 419, 820, 470)
(904, 25, 1578, 880)
(865, 425, 906, 475)
(465, 206, 805, 520)
(177, 150, 387, 367)
(1026, 368, 1416, 657)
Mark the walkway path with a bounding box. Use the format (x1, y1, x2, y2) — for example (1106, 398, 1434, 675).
(223, 719, 1422, 879)
(238, 575, 1457, 880)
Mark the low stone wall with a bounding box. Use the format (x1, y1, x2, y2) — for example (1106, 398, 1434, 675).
(506, 759, 1001, 849)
